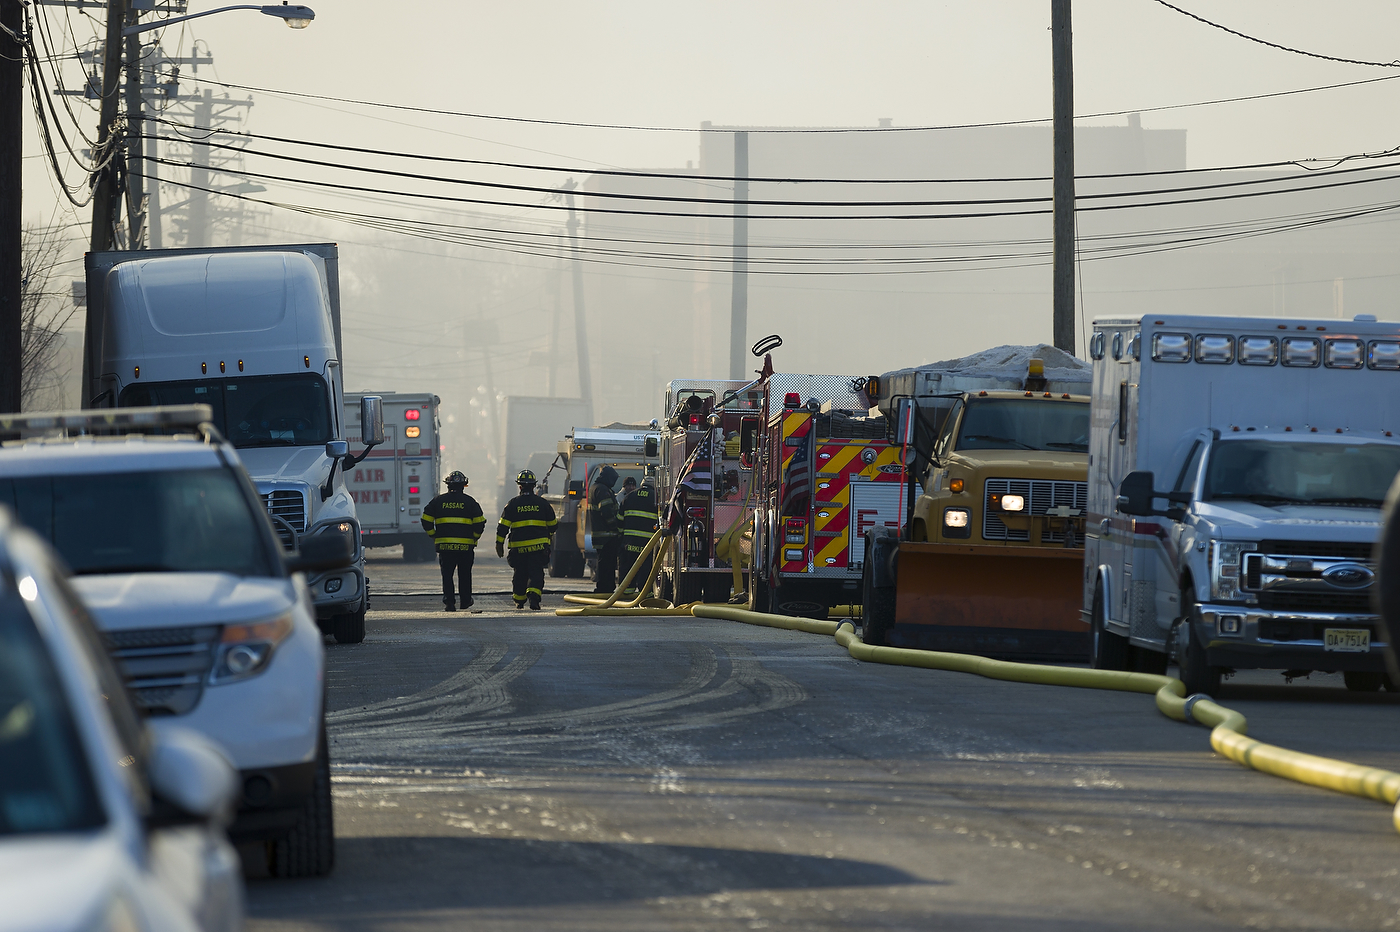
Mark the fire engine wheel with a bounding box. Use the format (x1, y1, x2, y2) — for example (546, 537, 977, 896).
(1089, 583, 1129, 671)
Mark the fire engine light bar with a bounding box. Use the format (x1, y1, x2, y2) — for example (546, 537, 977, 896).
(783, 393, 802, 407)
(404, 409, 421, 420)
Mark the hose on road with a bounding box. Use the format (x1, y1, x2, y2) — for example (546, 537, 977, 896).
(690, 604, 1400, 836)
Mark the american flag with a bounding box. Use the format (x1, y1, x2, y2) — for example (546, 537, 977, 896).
(665, 431, 714, 531)
(780, 429, 812, 514)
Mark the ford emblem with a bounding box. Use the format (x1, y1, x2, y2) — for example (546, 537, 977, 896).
(1320, 563, 1374, 590)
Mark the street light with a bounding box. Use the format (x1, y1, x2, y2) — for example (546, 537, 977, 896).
(122, 2, 315, 36)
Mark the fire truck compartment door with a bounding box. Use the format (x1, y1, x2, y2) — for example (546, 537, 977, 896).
(848, 482, 919, 570)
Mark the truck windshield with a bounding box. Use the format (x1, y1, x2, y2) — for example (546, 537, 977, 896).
(956, 398, 1090, 453)
(0, 468, 279, 577)
(0, 587, 106, 835)
(120, 374, 333, 449)
(1204, 440, 1400, 506)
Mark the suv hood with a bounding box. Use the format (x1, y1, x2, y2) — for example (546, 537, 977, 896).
(72, 572, 296, 631)
(0, 833, 122, 932)
(1195, 501, 1383, 540)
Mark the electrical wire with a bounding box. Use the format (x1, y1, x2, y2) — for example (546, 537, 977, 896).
(1149, 1, 1400, 68)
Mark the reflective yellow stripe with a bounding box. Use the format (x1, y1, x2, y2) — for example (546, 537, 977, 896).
(436, 516, 482, 525)
(510, 518, 551, 528)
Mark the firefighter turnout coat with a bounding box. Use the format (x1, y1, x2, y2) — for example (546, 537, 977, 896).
(621, 484, 658, 553)
(496, 492, 558, 554)
(420, 490, 486, 551)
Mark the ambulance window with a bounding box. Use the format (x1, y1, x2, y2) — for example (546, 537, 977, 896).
(1173, 441, 1204, 493)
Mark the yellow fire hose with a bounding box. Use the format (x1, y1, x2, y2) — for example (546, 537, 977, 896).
(688, 604, 1400, 836)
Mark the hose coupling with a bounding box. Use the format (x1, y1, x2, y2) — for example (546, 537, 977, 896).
(1182, 693, 1211, 724)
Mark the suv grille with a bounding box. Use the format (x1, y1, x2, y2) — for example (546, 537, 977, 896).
(983, 478, 1087, 543)
(262, 489, 306, 550)
(104, 626, 220, 716)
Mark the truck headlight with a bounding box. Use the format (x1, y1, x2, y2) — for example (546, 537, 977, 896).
(211, 611, 294, 684)
(1209, 541, 1256, 603)
(312, 519, 359, 562)
(990, 493, 1025, 512)
(943, 508, 969, 528)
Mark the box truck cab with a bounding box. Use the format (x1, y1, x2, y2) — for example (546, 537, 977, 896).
(1086, 314, 1399, 695)
(82, 246, 383, 644)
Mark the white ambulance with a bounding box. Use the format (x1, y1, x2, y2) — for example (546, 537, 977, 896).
(344, 392, 442, 562)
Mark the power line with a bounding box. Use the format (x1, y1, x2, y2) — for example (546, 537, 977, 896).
(179, 69, 1400, 136)
(1149, 0, 1400, 68)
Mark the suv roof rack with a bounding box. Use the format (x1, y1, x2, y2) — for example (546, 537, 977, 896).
(0, 405, 220, 441)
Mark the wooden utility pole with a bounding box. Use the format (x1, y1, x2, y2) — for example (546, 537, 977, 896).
(1051, 0, 1076, 354)
(729, 131, 749, 380)
(89, 0, 128, 253)
(123, 20, 144, 248)
(1, 0, 23, 412)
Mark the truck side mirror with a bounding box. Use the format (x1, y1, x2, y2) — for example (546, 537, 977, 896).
(325, 440, 348, 459)
(1116, 470, 1157, 517)
(360, 395, 385, 446)
(287, 530, 354, 573)
(644, 437, 659, 458)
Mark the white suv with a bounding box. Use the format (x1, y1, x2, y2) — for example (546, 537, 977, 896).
(0, 407, 344, 877)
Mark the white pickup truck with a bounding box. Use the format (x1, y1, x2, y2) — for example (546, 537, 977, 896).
(1085, 313, 1399, 695)
(0, 406, 352, 877)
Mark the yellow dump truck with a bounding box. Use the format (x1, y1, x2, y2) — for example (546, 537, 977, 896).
(863, 345, 1092, 660)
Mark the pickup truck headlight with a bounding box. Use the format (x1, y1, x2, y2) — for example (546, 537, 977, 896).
(211, 611, 294, 684)
(1209, 541, 1256, 603)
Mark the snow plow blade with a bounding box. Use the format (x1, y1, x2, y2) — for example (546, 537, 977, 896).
(892, 542, 1087, 662)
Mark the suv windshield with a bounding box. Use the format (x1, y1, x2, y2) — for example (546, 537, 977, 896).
(0, 585, 106, 835)
(120, 374, 333, 448)
(1204, 439, 1400, 506)
(956, 398, 1090, 453)
(0, 468, 279, 576)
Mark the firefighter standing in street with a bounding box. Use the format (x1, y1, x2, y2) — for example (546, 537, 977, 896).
(421, 470, 485, 612)
(495, 469, 558, 610)
(618, 475, 658, 593)
(589, 465, 622, 593)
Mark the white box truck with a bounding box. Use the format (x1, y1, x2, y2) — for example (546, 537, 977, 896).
(1085, 313, 1400, 695)
(344, 392, 442, 562)
(82, 244, 383, 643)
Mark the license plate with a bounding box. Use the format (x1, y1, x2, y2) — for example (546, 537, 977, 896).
(1324, 628, 1370, 652)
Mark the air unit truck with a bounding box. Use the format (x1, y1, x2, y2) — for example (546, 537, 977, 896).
(863, 346, 1092, 659)
(1087, 314, 1399, 695)
(344, 392, 442, 562)
(82, 244, 383, 643)
(541, 425, 661, 579)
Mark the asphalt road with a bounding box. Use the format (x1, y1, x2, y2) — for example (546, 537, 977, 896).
(245, 546, 1400, 931)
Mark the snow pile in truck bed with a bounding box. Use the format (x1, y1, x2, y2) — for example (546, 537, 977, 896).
(920, 343, 1090, 383)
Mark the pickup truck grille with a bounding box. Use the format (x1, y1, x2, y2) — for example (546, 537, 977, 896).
(1242, 541, 1376, 614)
(104, 625, 220, 716)
(1259, 619, 1384, 645)
(982, 478, 1087, 543)
(262, 489, 307, 550)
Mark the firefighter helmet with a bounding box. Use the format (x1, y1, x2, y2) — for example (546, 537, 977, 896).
(516, 469, 537, 488)
(445, 470, 468, 487)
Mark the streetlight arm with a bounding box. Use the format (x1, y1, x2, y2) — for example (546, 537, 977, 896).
(122, 3, 313, 36)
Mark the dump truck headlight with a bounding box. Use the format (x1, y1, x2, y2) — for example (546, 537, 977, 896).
(990, 493, 1025, 512)
(943, 508, 969, 528)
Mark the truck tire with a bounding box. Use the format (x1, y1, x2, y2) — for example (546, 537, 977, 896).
(1089, 583, 1130, 670)
(1178, 606, 1222, 697)
(861, 553, 894, 647)
(1343, 671, 1384, 692)
(267, 725, 335, 878)
(332, 610, 365, 645)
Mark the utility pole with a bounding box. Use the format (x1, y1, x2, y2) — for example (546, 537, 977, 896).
(123, 21, 145, 248)
(89, 0, 129, 253)
(561, 179, 594, 424)
(1051, 0, 1076, 354)
(146, 122, 162, 247)
(729, 131, 749, 380)
(187, 89, 212, 247)
(1, 0, 22, 412)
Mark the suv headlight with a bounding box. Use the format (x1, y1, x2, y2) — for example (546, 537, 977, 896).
(1209, 541, 1256, 603)
(211, 611, 294, 684)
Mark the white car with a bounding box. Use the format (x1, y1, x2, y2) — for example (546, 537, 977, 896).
(0, 407, 344, 877)
(0, 507, 243, 932)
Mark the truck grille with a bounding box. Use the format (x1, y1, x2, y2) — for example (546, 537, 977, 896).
(982, 479, 1087, 543)
(103, 626, 220, 716)
(262, 489, 307, 550)
(1243, 541, 1377, 614)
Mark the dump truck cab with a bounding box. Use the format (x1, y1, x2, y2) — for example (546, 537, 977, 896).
(862, 346, 1092, 660)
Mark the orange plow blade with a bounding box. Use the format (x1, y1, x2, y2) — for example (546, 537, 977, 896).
(893, 542, 1088, 662)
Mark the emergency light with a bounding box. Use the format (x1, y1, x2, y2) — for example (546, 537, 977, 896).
(783, 393, 802, 408)
(404, 409, 421, 420)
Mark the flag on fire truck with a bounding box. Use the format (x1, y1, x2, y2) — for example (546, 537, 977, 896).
(780, 429, 812, 514)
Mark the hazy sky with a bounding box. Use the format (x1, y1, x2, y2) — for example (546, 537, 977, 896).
(23, 0, 1400, 228)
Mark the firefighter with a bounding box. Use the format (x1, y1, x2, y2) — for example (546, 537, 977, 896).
(421, 471, 485, 612)
(589, 465, 622, 593)
(495, 469, 558, 610)
(618, 475, 658, 593)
